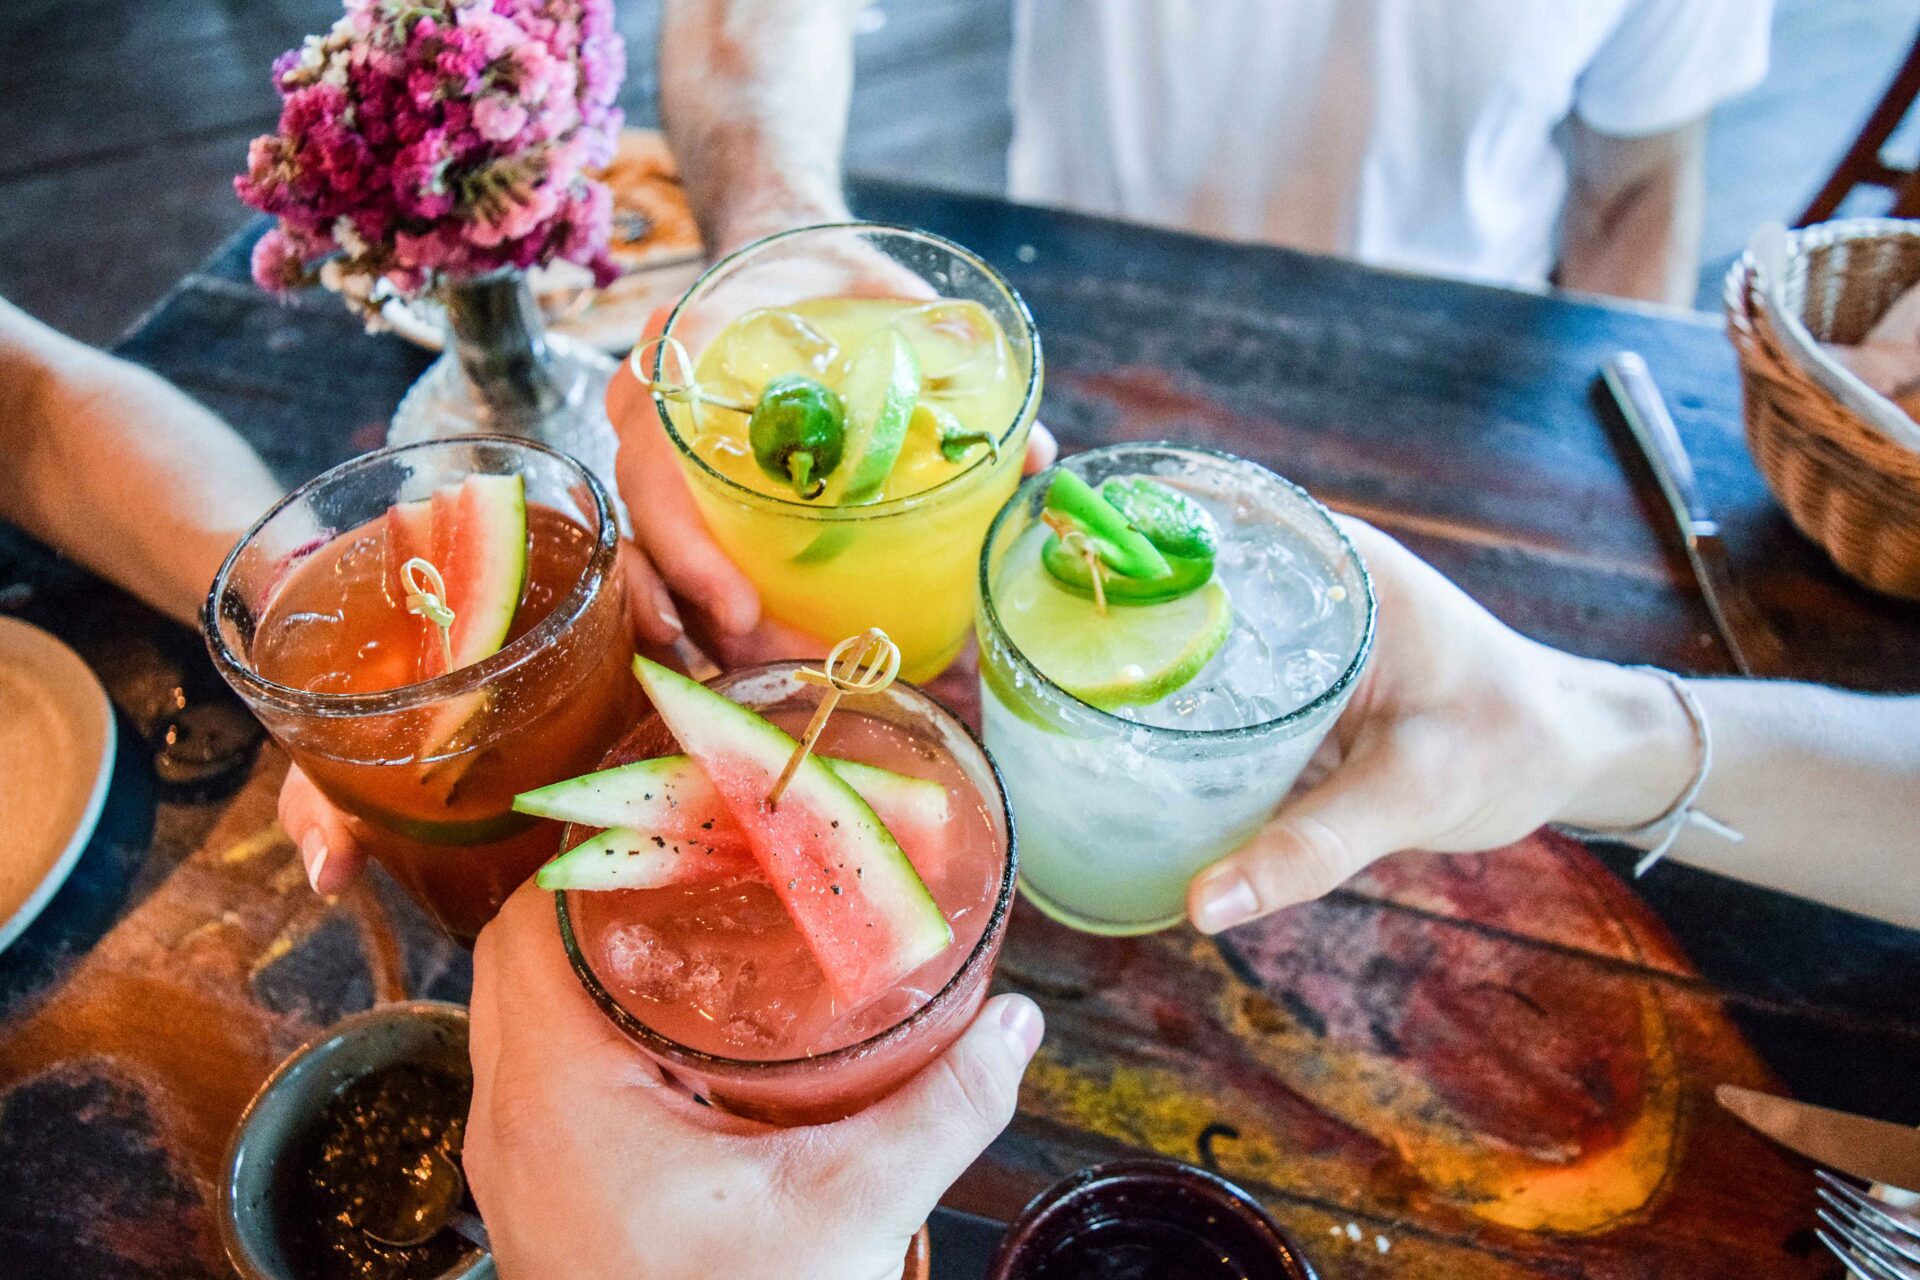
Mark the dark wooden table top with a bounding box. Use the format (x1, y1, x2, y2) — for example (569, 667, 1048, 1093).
(2, 182, 1917, 1280)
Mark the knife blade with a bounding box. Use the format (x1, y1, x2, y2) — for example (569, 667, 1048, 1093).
(1600, 352, 1792, 678)
(1717, 1085, 1920, 1191)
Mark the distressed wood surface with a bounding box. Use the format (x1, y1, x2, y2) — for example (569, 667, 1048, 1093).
(2, 187, 1917, 1279)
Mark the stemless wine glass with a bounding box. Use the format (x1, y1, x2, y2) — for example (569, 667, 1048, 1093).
(639, 223, 1043, 682)
(206, 437, 640, 943)
(556, 662, 1016, 1126)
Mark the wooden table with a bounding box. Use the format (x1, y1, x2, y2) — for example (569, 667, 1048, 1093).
(2, 183, 1916, 1279)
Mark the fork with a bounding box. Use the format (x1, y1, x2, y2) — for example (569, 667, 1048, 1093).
(1816, 1170, 1920, 1279)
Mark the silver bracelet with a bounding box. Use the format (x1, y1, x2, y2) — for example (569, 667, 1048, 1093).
(1557, 667, 1743, 877)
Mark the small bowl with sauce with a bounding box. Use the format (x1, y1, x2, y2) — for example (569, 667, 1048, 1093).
(221, 1001, 489, 1280)
(988, 1159, 1317, 1280)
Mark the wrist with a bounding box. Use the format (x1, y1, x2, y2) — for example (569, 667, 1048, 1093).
(705, 184, 851, 259)
(1553, 660, 1698, 831)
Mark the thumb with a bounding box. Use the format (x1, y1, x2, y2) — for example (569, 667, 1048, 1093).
(1188, 739, 1423, 933)
(824, 994, 1043, 1216)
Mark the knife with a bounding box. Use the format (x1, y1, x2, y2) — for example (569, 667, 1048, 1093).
(1718, 1085, 1920, 1191)
(1600, 353, 1792, 678)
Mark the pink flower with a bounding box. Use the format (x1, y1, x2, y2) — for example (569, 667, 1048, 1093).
(237, 0, 627, 302)
(251, 228, 309, 291)
(457, 6, 524, 60)
(473, 96, 528, 142)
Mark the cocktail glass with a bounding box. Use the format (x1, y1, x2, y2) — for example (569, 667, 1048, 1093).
(976, 443, 1376, 936)
(206, 437, 641, 943)
(555, 661, 1016, 1125)
(988, 1159, 1317, 1279)
(640, 223, 1043, 682)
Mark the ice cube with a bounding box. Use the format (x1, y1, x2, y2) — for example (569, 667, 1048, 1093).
(717, 999, 797, 1051)
(709, 307, 839, 397)
(821, 985, 935, 1049)
(684, 957, 727, 1007)
(890, 300, 1005, 394)
(1283, 648, 1344, 705)
(602, 924, 686, 1002)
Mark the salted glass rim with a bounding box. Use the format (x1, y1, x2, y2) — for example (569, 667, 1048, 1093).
(203, 435, 620, 719)
(555, 661, 1018, 1076)
(643, 221, 1043, 522)
(977, 441, 1378, 743)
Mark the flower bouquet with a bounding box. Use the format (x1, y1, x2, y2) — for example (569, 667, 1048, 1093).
(238, 0, 629, 471)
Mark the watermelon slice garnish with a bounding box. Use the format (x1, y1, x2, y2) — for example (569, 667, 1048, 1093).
(628, 657, 952, 1009)
(537, 826, 758, 892)
(380, 475, 529, 760)
(383, 475, 529, 679)
(383, 498, 436, 597)
(419, 474, 529, 678)
(518, 753, 952, 882)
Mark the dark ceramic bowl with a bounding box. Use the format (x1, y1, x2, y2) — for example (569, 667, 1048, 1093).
(219, 1001, 490, 1280)
(988, 1158, 1317, 1280)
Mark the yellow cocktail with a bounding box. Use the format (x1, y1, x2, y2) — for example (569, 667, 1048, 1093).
(647, 224, 1042, 681)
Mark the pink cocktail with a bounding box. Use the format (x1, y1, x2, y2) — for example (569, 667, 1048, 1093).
(554, 663, 1015, 1125)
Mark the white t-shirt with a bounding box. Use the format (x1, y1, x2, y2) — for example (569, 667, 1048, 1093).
(1008, 0, 1770, 288)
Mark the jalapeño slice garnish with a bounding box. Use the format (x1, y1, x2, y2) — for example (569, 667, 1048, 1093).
(1040, 474, 1219, 604)
(749, 374, 846, 500)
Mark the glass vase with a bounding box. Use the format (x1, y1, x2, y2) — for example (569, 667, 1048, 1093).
(389, 271, 622, 516)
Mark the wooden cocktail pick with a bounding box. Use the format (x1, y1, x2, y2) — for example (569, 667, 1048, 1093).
(400, 557, 457, 672)
(766, 628, 901, 808)
(629, 333, 755, 433)
(1041, 510, 1108, 614)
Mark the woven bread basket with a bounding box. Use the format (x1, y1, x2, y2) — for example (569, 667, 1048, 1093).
(1724, 218, 1920, 600)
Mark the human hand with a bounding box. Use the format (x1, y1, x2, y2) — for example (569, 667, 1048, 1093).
(463, 881, 1045, 1280)
(280, 764, 370, 894)
(1186, 518, 1697, 932)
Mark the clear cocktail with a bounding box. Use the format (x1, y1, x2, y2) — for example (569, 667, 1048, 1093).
(206, 438, 641, 943)
(634, 223, 1042, 681)
(976, 444, 1374, 935)
(544, 661, 1014, 1124)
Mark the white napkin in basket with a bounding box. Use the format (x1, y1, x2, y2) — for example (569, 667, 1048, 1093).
(1749, 223, 1920, 453)
(1825, 280, 1920, 419)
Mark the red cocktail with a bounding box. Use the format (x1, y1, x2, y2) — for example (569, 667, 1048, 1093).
(547, 661, 1015, 1125)
(207, 437, 639, 942)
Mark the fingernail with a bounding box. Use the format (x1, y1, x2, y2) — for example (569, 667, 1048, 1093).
(996, 995, 1044, 1058)
(1192, 872, 1258, 934)
(723, 596, 759, 638)
(302, 833, 331, 893)
(650, 580, 683, 637)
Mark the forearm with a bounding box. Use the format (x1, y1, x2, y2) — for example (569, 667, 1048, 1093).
(0, 300, 282, 626)
(1557, 120, 1705, 307)
(1678, 682, 1920, 926)
(1568, 667, 1920, 927)
(659, 0, 866, 257)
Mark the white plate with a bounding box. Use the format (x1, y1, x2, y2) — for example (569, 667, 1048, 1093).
(0, 617, 116, 954)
